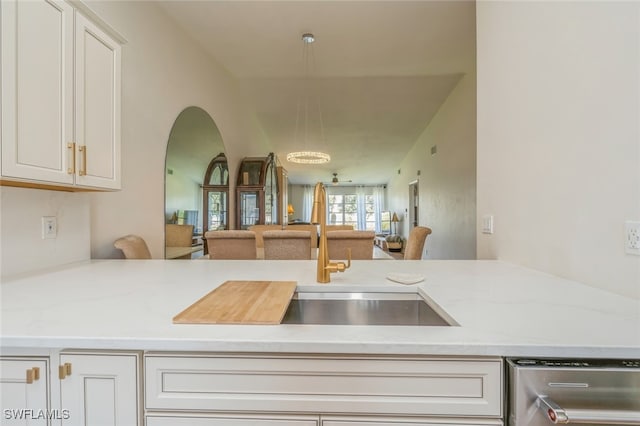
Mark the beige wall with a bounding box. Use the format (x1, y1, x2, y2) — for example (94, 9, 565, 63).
(0, 1, 268, 277)
(0, 187, 91, 277)
(84, 1, 269, 259)
(387, 72, 477, 260)
(5, 0, 639, 301)
(476, 1, 640, 299)
(165, 171, 202, 224)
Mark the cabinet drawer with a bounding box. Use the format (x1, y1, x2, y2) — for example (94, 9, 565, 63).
(145, 354, 502, 417)
(321, 416, 503, 426)
(147, 414, 318, 426)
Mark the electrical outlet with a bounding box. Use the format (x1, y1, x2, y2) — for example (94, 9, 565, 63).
(42, 216, 57, 239)
(625, 221, 640, 255)
(482, 215, 494, 234)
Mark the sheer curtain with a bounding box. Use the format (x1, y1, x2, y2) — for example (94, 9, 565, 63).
(356, 186, 366, 230)
(373, 185, 385, 233)
(325, 186, 337, 225)
(301, 185, 314, 222)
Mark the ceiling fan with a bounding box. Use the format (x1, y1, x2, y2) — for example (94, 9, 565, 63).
(329, 173, 352, 185)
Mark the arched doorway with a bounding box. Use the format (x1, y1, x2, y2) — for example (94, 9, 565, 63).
(164, 106, 225, 258)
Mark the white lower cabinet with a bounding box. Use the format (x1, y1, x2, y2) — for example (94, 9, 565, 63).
(144, 353, 503, 424)
(1, 352, 141, 426)
(147, 414, 319, 426)
(320, 417, 503, 426)
(59, 352, 140, 426)
(0, 357, 50, 426)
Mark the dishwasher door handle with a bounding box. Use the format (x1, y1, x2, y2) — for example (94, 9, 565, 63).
(537, 395, 640, 425)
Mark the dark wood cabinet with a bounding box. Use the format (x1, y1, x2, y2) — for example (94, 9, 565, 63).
(236, 153, 280, 229)
(277, 166, 288, 225)
(203, 153, 229, 234)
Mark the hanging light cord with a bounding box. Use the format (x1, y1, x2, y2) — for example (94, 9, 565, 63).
(288, 33, 330, 165)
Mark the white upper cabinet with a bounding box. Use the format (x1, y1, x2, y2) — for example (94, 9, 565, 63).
(73, 12, 121, 189)
(1, 0, 75, 186)
(1, 0, 122, 191)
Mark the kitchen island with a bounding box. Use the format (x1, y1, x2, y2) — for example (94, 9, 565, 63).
(2, 259, 638, 356)
(1, 259, 639, 425)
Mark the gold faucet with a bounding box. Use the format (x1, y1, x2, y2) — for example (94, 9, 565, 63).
(311, 182, 351, 283)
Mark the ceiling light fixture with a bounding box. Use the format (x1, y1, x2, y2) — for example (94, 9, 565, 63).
(286, 151, 331, 164)
(286, 33, 331, 165)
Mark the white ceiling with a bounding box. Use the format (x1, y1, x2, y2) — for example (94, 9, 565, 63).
(158, 0, 476, 185)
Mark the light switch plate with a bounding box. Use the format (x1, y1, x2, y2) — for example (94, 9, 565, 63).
(42, 216, 57, 239)
(625, 221, 640, 255)
(482, 215, 494, 234)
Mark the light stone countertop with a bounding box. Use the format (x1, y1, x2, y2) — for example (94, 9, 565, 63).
(1, 259, 639, 358)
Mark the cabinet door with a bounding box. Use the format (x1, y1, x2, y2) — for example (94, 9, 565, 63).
(0, 358, 50, 426)
(1, 0, 74, 185)
(60, 353, 139, 426)
(74, 12, 121, 190)
(238, 190, 262, 229)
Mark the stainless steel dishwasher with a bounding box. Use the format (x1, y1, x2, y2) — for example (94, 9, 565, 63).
(507, 358, 640, 425)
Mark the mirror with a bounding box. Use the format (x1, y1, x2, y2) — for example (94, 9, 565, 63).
(165, 106, 225, 259)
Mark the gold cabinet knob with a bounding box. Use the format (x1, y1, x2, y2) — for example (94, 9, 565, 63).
(26, 367, 40, 384)
(59, 362, 72, 380)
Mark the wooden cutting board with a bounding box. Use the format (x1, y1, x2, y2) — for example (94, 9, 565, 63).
(173, 280, 297, 325)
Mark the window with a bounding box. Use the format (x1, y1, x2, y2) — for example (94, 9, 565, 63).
(380, 211, 391, 234)
(364, 195, 375, 231)
(328, 194, 354, 227)
(207, 192, 227, 230)
(328, 193, 376, 231)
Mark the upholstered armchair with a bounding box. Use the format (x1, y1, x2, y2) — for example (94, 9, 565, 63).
(385, 234, 403, 252)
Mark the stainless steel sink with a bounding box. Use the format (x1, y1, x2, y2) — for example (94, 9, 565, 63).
(281, 291, 452, 326)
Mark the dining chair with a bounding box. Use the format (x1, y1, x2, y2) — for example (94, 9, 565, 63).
(247, 224, 281, 250)
(326, 230, 375, 260)
(114, 235, 152, 259)
(263, 230, 312, 260)
(205, 230, 257, 259)
(286, 224, 319, 251)
(166, 224, 193, 246)
(403, 226, 432, 260)
(165, 224, 194, 259)
(325, 224, 354, 232)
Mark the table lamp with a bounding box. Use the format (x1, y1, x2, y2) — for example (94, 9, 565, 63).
(391, 212, 400, 235)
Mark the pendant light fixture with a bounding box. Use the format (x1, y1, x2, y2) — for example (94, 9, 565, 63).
(286, 33, 331, 165)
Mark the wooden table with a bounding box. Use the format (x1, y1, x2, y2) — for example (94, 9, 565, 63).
(166, 245, 204, 259)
